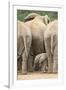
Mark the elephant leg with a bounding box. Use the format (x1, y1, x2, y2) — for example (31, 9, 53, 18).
(44, 37, 53, 73)
(41, 60, 48, 73)
(22, 52, 28, 74)
(41, 62, 46, 73)
(17, 56, 22, 74)
(48, 55, 53, 73)
(53, 59, 58, 73)
(50, 34, 58, 73)
(22, 35, 32, 74)
(28, 54, 33, 72)
(53, 44, 58, 73)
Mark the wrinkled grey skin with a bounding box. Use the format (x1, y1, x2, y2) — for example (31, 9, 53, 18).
(44, 20, 58, 73)
(24, 13, 50, 72)
(17, 13, 50, 74)
(17, 21, 32, 74)
(34, 53, 48, 72)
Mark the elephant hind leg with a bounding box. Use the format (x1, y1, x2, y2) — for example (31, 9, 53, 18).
(53, 44, 58, 73)
(44, 37, 53, 73)
(27, 53, 34, 72)
(22, 53, 28, 74)
(22, 34, 32, 74)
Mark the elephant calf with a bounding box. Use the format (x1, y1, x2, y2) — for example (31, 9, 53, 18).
(34, 53, 48, 72)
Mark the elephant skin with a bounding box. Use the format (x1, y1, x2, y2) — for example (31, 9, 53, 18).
(24, 13, 50, 72)
(17, 21, 32, 74)
(24, 13, 50, 54)
(17, 13, 50, 74)
(34, 53, 48, 72)
(44, 20, 58, 73)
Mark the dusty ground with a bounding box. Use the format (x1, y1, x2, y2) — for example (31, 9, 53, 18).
(17, 71, 58, 80)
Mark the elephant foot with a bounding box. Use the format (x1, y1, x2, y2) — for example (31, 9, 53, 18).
(17, 70, 22, 74)
(41, 70, 47, 73)
(47, 71, 52, 74)
(48, 66, 53, 73)
(28, 66, 34, 72)
(53, 67, 58, 73)
(48, 69, 53, 73)
(28, 69, 33, 72)
(22, 72, 27, 75)
(22, 71, 27, 75)
(53, 71, 58, 74)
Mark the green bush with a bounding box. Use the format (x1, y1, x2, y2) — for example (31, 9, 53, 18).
(17, 10, 58, 21)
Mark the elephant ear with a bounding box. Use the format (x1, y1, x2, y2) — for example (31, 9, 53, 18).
(24, 13, 39, 22)
(43, 15, 50, 25)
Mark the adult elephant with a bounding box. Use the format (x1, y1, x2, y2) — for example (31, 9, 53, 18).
(17, 21, 32, 74)
(24, 13, 50, 72)
(44, 20, 58, 73)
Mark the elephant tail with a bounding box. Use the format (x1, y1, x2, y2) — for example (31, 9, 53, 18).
(23, 34, 32, 58)
(23, 36, 28, 58)
(51, 35, 53, 55)
(24, 13, 39, 22)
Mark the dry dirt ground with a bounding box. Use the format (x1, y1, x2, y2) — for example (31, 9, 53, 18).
(17, 71, 58, 80)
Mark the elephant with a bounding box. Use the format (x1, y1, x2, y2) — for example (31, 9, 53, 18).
(33, 53, 48, 72)
(44, 20, 58, 73)
(17, 13, 50, 74)
(24, 13, 50, 72)
(17, 21, 32, 74)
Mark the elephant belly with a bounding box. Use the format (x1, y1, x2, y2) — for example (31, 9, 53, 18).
(32, 37, 45, 56)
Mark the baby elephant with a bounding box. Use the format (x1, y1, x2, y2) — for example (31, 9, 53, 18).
(34, 53, 48, 72)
